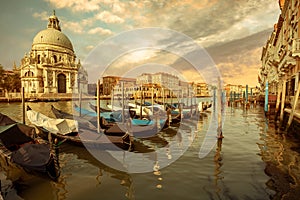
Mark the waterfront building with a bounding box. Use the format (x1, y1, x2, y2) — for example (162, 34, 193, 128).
(111, 78, 136, 98)
(136, 73, 152, 85)
(259, 0, 299, 107)
(19, 11, 87, 97)
(194, 83, 210, 97)
(224, 84, 243, 99)
(137, 72, 180, 90)
(102, 76, 121, 95)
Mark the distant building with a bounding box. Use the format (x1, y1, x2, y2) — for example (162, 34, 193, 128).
(102, 76, 120, 95)
(136, 73, 152, 85)
(19, 11, 87, 96)
(103, 76, 136, 96)
(194, 83, 210, 97)
(137, 72, 179, 90)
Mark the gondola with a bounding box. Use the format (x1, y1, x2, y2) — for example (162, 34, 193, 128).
(74, 103, 167, 129)
(51, 106, 171, 152)
(74, 104, 122, 123)
(27, 106, 132, 151)
(88, 102, 112, 113)
(53, 105, 167, 139)
(0, 112, 60, 181)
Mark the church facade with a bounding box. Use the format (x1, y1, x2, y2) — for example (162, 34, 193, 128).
(20, 11, 87, 96)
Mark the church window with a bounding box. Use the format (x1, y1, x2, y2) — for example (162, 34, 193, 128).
(53, 55, 57, 63)
(24, 71, 34, 77)
(37, 55, 41, 64)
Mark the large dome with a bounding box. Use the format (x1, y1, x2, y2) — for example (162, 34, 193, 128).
(32, 28, 74, 51)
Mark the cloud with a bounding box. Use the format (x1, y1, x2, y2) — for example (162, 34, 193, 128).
(95, 11, 124, 24)
(45, 0, 101, 12)
(205, 30, 273, 86)
(88, 27, 113, 35)
(62, 21, 84, 34)
(86, 45, 94, 51)
(32, 11, 49, 21)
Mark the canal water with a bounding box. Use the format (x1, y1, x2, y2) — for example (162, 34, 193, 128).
(0, 100, 300, 200)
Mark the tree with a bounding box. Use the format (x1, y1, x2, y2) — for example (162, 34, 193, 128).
(0, 64, 5, 90)
(0, 64, 21, 92)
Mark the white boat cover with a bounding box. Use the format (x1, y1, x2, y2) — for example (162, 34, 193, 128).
(27, 110, 78, 135)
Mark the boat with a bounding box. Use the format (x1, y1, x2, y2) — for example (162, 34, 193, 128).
(0, 112, 60, 181)
(74, 104, 122, 123)
(27, 98, 39, 102)
(52, 105, 167, 138)
(27, 106, 132, 150)
(88, 102, 112, 113)
(27, 106, 78, 135)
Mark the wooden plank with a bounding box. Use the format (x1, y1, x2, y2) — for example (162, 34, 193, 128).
(287, 81, 300, 128)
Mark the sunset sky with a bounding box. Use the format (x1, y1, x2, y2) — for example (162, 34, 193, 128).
(0, 0, 280, 86)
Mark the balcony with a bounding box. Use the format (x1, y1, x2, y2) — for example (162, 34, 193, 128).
(292, 38, 300, 57)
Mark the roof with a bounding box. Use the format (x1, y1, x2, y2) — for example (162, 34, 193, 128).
(32, 28, 74, 51)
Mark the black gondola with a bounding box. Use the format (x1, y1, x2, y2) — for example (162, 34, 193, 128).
(0, 113, 60, 181)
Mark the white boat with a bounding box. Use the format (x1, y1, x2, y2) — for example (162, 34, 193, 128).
(27, 107, 78, 135)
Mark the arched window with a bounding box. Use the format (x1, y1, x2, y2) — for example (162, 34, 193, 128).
(57, 73, 66, 93)
(37, 55, 40, 64)
(24, 71, 34, 77)
(53, 55, 57, 63)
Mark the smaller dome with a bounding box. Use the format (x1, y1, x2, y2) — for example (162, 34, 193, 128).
(32, 28, 74, 51)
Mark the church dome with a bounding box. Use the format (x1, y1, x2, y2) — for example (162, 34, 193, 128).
(32, 11, 74, 52)
(32, 28, 74, 51)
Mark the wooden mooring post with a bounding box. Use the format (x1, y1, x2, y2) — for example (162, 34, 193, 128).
(21, 87, 25, 124)
(275, 82, 282, 113)
(280, 80, 287, 122)
(217, 78, 223, 139)
(287, 81, 300, 129)
(97, 79, 101, 133)
(264, 81, 269, 114)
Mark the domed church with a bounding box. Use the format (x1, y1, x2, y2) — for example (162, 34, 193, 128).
(20, 11, 87, 96)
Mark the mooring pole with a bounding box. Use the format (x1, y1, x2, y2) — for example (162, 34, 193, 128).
(287, 81, 300, 129)
(264, 81, 269, 114)
(121, 81, 125, 124)
(79, 89, 82, 117)
(22, 87, 25, 124)
(280, 80, 287, 122)
(97, 79, 100, 133)
(217, 78, 223, 139)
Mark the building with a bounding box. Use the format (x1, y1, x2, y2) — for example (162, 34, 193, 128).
(102, 76, 120, 95)
(259, 0, 299, 107)
(102, 76, 136, 96)
(194, 83, 210, 97)
(19, 11, 87, 96)
(136, 73, 152, 85)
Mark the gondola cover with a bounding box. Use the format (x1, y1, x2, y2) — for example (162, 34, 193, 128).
(11, 143, 52, 173)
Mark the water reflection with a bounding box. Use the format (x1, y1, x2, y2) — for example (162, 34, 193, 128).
(54, 144, 134, 200)
(258, 115, 300, 199)
(214, 138, 223, 197)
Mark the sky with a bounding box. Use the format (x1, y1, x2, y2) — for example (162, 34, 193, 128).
(0, 0, 281, 86)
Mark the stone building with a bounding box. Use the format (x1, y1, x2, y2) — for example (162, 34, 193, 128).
(259, 0, 299, 105)
(19, 11, 87, 96)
